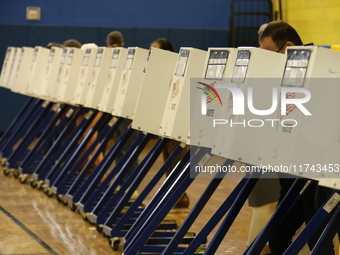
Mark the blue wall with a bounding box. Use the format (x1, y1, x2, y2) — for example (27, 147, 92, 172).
(0, 0, 232, 28)
(0, 0, 234, 133)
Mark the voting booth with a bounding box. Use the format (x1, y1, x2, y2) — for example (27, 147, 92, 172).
(99, 47, 127, 113)
(37, 47, 63, 101)
(25, 46, 50, 97)
(0, 47, 18, 88)
(210, 47, 287, 167)
(159, 47, 207, 143)
(83, 47, 113, 109)
(131, 47, 178, 135)
(112, 47, 149, 119)
(190, 48, 237, 149)
(4, 47, 21, 90)
(256, 46, 340, 185)
(73, 47, 98, 106)
(55, 47, 84, 104)
(10, 47, 34, 93)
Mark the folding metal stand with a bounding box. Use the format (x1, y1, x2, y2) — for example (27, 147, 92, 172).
(0, 97, 35, 157)
(30, 106, 85, 188)
(75, 125, 137, 214)
(123, 147, 209, 255)
(243, 178, 310, 255)
(18, 104, 73, 183)
(104, 142, 186, 250)
(87, 131, 152, 225)
(1, 99, 44, 165)
(43, 110, 99, 190)
(64, 117, 124, 210)
(49, 112, 112, 196)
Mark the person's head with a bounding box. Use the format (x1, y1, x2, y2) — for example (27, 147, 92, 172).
(259, 20, 303, 53)
(258, 23, 268, 36)
(150, 38, 175, 52)
(63, 39, 82, 48)
(45, 42, 63, 49)
(106, 31, 124, 47)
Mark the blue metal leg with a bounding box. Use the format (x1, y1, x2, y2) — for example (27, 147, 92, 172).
(80, 129, 143, 214)
(50, 112, 111, 194)
(162, 157, 233, 255)
(75, 125, 135, 210)
(182, 175, 249, 255)
(64, 117, 123, 202)
(202, 171, 262, 255)
(44, 109, 98, 186)
(88, 132, 152, 225)
(283, 190, 340, 255)
(1, 99, 44, 159)
(124, 147, 193, 243)
(123, 147, 210, 255)
(101, 137, 169, 230)
(244, 178, 310, 255)
(0, 97, 35, 150)
(31, 106, 84, 182)
(18, 104, 71, 174)
(311, 199, 340, 255)
(6, 102, 54, 169)
(106, 142, 185, 238)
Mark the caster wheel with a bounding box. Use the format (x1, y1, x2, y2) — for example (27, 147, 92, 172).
(36, 181, 44, 190)
(30, 179, 37, 188)
(68, 202, 77, 212)
(3, 168, 10, 176)
(96, 224, 103, 233)
(109, 237, 120, 251)
(19, 174, 28, 184)
(43, 186, 54, 197)
(80, 211, 88, 222)
(12, 170, 19, 178)
(57, 195, 68, 206)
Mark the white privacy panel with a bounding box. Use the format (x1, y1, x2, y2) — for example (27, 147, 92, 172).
(190, 48, 237, 149)
(0, 47, 18, 88)
(37, 47, 63, 101)
(112, 47, 149, 119)
(258, 46, 340, 184)
(11, 47, 35, 94)
(132, 47, 178, 135)
(159, 47, 207, 144)
(211, 47, 287, 166)
(56, 47, 84, 104)
(73, 47, 98, 106)
(25, 46, 50, 98)
(99, 47, 127, 113)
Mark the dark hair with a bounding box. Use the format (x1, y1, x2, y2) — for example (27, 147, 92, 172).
(106, 31, 124, 46)
(151, 38, 175, 52)
(45, 42, 63, 49)
(259, 20, 303, 47)
(63, 39, 82, 48)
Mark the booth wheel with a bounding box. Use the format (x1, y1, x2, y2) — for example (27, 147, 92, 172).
(68, 202, 77, 212)
(109, 237, 120, 251)
(12, 170, 19, 178)
(3, 168, 10, 176)
(43, 185, 54, 197)
(30, 179, 37, 188)
(19, 174, 28, 184)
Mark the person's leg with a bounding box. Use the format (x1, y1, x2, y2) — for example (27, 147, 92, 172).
(247, 202, 277, 255)
(269, 178, 305, 255)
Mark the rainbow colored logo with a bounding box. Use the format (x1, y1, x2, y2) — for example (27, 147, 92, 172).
(196, 82, 223, 106)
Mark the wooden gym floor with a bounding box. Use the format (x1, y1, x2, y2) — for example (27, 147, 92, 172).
(0, 139, 255, 255)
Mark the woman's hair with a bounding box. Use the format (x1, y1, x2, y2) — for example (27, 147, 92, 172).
(151, 38, 175, 52)
(259, 20, 303, 47)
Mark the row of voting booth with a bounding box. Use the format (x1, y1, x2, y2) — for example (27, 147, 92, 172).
(1, 42, 340, 254)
